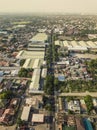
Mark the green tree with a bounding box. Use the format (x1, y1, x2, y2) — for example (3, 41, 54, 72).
(20, 59, 25, 66)
(84, 95, 93, 113)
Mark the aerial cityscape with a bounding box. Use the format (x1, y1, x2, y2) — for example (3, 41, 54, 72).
(0, 0, 97, 130)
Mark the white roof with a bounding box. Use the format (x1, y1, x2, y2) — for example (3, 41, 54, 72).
(63, 41, 72, 48)
(21, 106, 31, 121)
(55, 40, 97, 50)
(27, 48, 45, 51)
(33, 59, 40, 69)
(80, 99, 85, 104)
(25, 98, 38, 106)
(23, 59, 43, 69)
(23, 59, 31, 68)
(41, 68, 47, 78)
(11, 69, 19, 76)
(57, 61, 69, 65)
(28, 43, 45, 47)
(87, 41, 97, 48)
(70, 41, 78, 47)
(55, 40, 60, 46)
(32, 114, 44, 123)
(29, 69, 40, 92)
(16, 50, 44, 59)
(92, 98, 97, 107)
(68, 46, 88, 51)
(30, 33, 48, 43)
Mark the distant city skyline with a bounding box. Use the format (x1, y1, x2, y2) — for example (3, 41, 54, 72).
(0, 0, 97, 14)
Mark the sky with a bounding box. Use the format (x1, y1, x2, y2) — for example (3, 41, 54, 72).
(0, 0, 97, 14)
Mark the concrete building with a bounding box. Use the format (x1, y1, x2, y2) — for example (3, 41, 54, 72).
(29, 69, 41, 93)
(16, 50, 45, 59)
(29, 33, 48, 43)
(21, 106, 31, 121)
(41, 68, 47, 78)
(32, 114, 44, 123)
(68, 100, 80, 114)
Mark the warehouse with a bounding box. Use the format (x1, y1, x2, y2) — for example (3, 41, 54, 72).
(28, 42, 45, 51)
(87, 41, 97, 48)
(23, 59, 43, 69)
(29, 69, 41, 93)
(55, 40, 61, 46)
(23, 59, 32, 68)
(70, 41, 79, 47)
(63, 41, 72, 48)
(29, 33, 48, 43)
(32, 59, 40, 69)
(55, 40, 97, 51)
(16, 50, 45, 59)
(21, 106, 31, 121)
(68, 46, 88, 51)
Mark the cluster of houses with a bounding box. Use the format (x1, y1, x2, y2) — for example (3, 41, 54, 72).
(57, 113, 93, 130)
(20, 96, 45, 126)
(0, 78, 28, 95)
(58, 97, 97, 114)
(55, 56, 92, 81)
(0, 98, 20, 125)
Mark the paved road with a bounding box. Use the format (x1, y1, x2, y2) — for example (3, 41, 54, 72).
(4, 76, 31, 80)
(59, 91, 97, 97)
(0, 67, 20, 70)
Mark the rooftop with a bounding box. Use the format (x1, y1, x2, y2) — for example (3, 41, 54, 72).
(32, 114, 44, 123)
(30, 33, 48, 43)
(16, 50, 45, 59)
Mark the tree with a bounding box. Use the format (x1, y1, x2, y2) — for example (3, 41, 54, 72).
(20, 59, 25, 66)
(17, 118, 24, 126)
(44, 75, 54, 95)
(45, 103, 52, 111)
(18, 68, 33, 78)
(0, 90, 14, 99)
(84, 95, 93, 113)
(54, 78, 59, 90)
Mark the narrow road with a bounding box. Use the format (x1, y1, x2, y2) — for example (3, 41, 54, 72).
(59, 92, 97, 97)
(4, 76, 31, 80)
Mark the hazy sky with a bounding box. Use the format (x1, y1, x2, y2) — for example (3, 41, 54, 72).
(0, 0, 97, 13)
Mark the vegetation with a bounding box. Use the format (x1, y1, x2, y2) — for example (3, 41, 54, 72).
(44, 75, 54, 95)
(0, 90, 14, 99)
(86, 59, 97, 80)
(20, 59, 25, 66)
(55, 80, 97, 92)
(84, 95, 93, 113)
(46, 44, 53, 68)
(18, 68, 33, 78)
(17, 118, 26, 126)
(43, 96, 55, 111)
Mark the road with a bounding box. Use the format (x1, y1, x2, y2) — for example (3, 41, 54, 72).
(59, 92, 97, 97)
(0, 67, 20, 70)
(4, 76, 31, 80)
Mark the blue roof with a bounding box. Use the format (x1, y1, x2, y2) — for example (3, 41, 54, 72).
(83, 119, 93, 130)
(58, 75, 65, 81)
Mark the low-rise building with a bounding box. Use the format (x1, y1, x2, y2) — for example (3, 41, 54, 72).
(32, 114, 44, 124)
(21, 106, 31, 121)
(68, 100, 80, 114)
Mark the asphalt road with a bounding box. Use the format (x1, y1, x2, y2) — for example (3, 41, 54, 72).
(59, 91, 97, 97)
